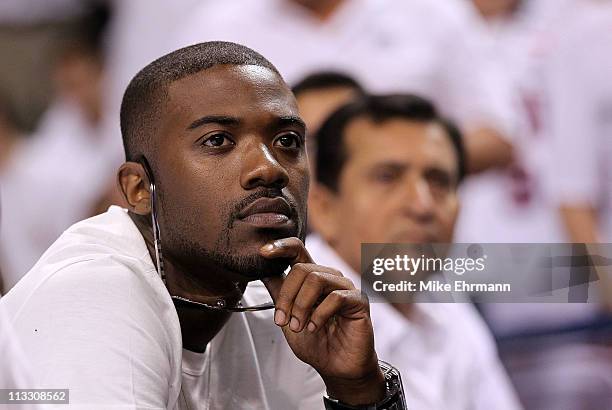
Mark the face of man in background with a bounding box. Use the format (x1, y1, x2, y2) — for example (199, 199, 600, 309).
(310, 117, 460, 272)
(152, 65, 309, 281)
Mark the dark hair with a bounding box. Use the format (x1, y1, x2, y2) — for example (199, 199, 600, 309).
(120, 41, 281, 161)
(292, 71, 364, 97)
(315, 94, 466, 191)
(59, 2, 112, 59)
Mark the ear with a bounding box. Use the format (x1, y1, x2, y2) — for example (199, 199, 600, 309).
(308, 183, 341, 245)
(117, 161, 151, 215)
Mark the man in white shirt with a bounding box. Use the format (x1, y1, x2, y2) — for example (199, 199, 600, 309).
(177, 0, 516, 174)
(1, 42, 405, 409)
(307, 94, 521, 409)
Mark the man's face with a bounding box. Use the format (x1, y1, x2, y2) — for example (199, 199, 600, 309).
(312, 117, 459, 272)
(153, 65, 309, 281)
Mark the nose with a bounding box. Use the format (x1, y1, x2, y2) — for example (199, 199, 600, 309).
(240, 142, 289, 190)
(400, 176, 436, 222)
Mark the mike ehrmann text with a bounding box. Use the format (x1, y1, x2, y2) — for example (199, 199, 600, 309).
(372, 280, 511, 293)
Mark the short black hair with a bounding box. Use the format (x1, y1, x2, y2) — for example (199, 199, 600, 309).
(292, 71, 364, 97)
(120, 41, 281, 161)
(315, 94, 466, 191)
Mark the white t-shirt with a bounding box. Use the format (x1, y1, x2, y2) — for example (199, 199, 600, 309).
(0, 298, 36, 393)
(306, 234, 522, 410)
(176, 0, 515, 134)
(0, 206, 325, 409)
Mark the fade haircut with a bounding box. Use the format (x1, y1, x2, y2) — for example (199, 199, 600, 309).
(315, 94, 466, 192)
(120, 41, 281, 161)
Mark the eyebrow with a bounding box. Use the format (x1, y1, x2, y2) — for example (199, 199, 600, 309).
(185, 115, 306, 133)
(276, 116, 306, 132)
(187, 115, 241, 130)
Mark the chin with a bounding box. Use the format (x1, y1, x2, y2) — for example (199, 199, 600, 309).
(219, 251, 290, 281)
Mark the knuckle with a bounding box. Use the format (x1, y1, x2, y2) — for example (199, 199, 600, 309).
(276, 290, 292, 307)
(340, 277, 355, 289)
(330, 289, 347, 302)
(305, 271, 324, 286)
(291, 300, 308, 316)
(292, 262, 308, 273)
(329, 267, 343, 277)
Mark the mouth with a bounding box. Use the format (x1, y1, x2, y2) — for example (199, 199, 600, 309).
(236, 197, 295, 229)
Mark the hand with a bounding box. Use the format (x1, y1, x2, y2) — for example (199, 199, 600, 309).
(260, 237, 386, 406)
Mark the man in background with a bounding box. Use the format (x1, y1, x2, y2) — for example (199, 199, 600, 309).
(307, 94, 521, 409)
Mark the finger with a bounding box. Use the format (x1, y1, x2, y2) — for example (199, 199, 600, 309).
(263, 262, 344, 301)
(259, 237, 314, 265)
(289, 272, 355, 332)
(261, 275, 283, 305)
(262, 262, 317, 326)
(307, 290, 369, 333)
(259, 237, 313, 325)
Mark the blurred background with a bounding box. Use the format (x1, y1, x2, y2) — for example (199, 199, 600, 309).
(0, 0, 611, 408)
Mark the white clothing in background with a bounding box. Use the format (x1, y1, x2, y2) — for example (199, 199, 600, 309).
(0, 100, 120, 291)
(548, 0, 612, 242)
(177, 0, 515, 134)
(454, 0, 576, 243)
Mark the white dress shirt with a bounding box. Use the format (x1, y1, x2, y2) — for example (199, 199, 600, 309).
(306, 234, 522, 410)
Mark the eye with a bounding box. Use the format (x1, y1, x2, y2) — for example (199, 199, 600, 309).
(202, 132, 234, 147)
(426, 171, 452, 195)
(373, 168, 401, 184)
(273, 132, 302, 149)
